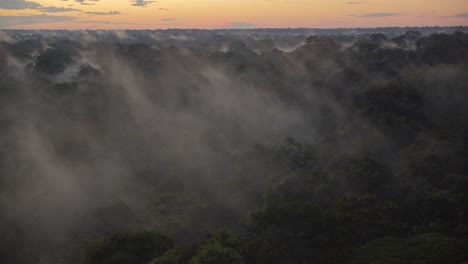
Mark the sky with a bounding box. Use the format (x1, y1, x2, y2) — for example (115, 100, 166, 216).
(0, 0, 467, 29)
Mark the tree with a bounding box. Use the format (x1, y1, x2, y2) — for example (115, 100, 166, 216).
(353, 233, 468, 264)
(150, 246, 196, 264)
(189, 241, 243, 264)
(85, 232, 174, 264)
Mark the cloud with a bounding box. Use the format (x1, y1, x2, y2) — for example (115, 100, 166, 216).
(0, 0, 42, 10)
(348, 12, 402, 18)
(0, 14, 76, 28)
(346, 1, 365, 4)
(161, 18, 175, 21)
(70, 20, 131, 26)
(41, 6, 80, 13)
(452, 13, 468, 18)
(75, 0, 99, 5)
(0, 0, 80, 13)
(131, 0, 156, 7)
(84, 11, 122, 15)
(224, 22, 257, 29)
(436, 13, 468, 18)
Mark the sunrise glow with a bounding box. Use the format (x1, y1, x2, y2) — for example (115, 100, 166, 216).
(0, 0, 467, 29)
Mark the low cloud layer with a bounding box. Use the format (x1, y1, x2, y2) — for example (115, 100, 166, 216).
(454, 13, 468, 18)
(349, 12, 402, 18)
(40, 6, 80, 13)
(84, 11, 122, 16)
(0, 14, 76, 27)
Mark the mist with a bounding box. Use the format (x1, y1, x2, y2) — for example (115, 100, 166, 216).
(0, 27, 468, 264)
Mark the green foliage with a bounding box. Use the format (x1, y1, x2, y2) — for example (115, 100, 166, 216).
(35, 48, 74, 75)
(189, 241, 243, 264)
(151, 250, 181, 264)
(334, 194, 403, 243)
(353, 233, 468, 264)
(353, 84, 427, 148)
(327, 156, 397, 197)
(275, 137, 318, 173)
(85, 232, 174, 264)
(168, 229, 244, 264)
(150, 246, 196, 264)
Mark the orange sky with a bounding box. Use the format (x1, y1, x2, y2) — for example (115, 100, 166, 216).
(0, 0, 467, 29)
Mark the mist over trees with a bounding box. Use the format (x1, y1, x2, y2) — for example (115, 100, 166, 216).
(0, 27, 468, 264)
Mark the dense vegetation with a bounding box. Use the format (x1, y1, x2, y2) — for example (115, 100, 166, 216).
(0, 28, 467, 263)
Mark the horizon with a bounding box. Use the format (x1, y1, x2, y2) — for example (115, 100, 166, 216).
(2, 26, 468, 32)
(2, 25, 468, 30)
(0, 0, 467, 30)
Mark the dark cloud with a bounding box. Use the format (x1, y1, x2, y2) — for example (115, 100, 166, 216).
(71, 20, 129, 24)
(75, 0, 99, 6)
(131, 0, 156, 7)
(437, 13, 468, 18)
(0, 14, 76, 28)
(0, 0, 42, 10)
(84, 11, 122, 15)
(453, 13, 468, 18)
(41, 6, 80, 13)
(349, 12, 402, 17)
(0, 0, 80, 13)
